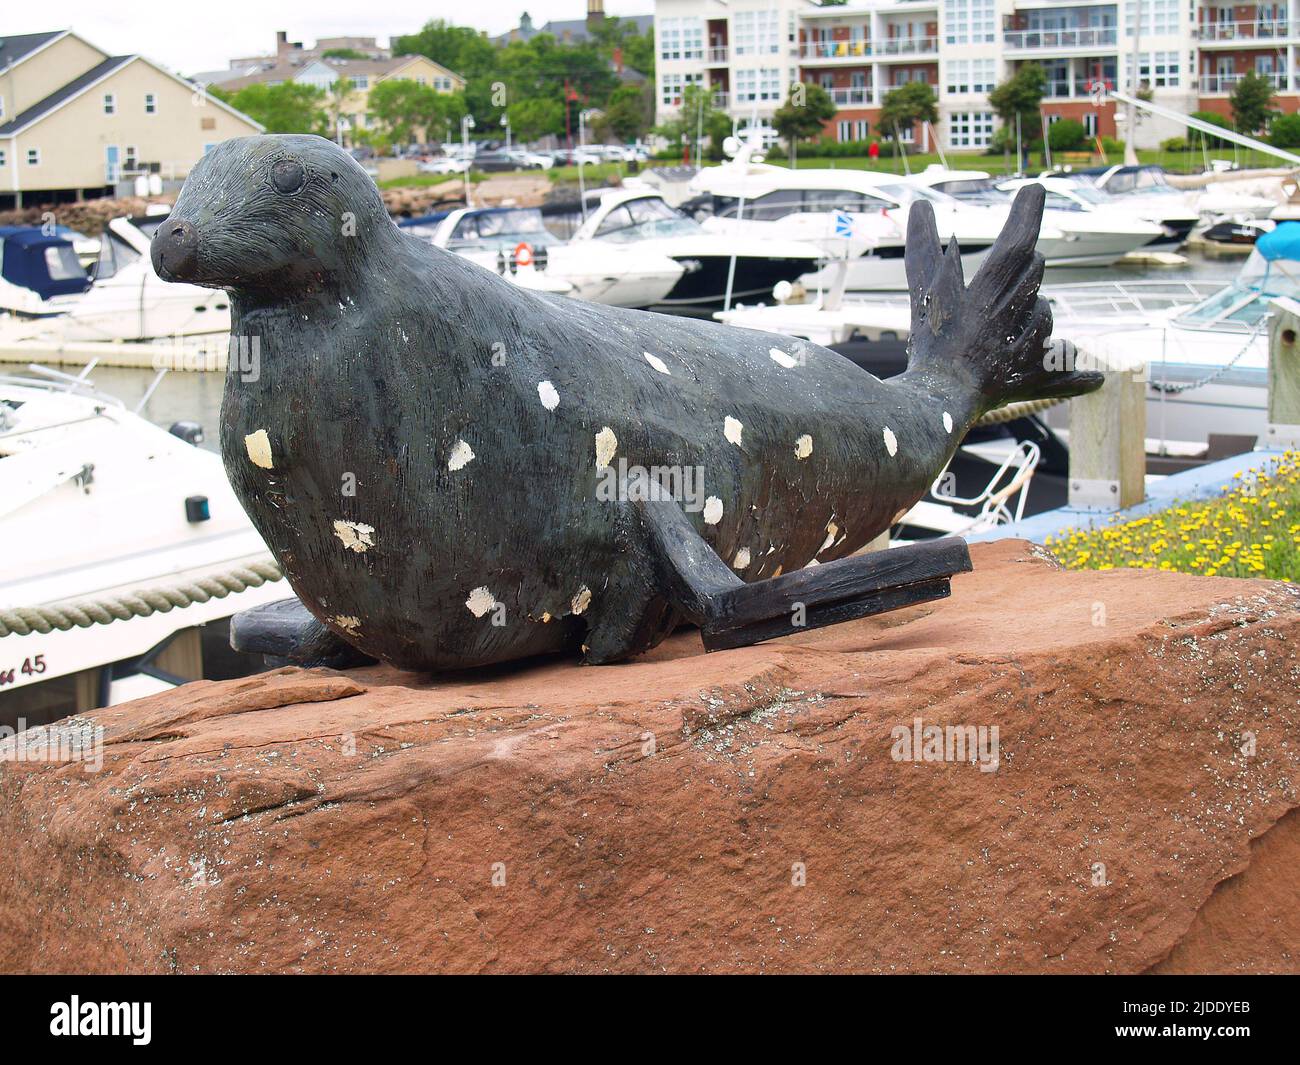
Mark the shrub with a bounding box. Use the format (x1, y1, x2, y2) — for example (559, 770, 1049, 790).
(1047, 118, 1087, 152)
(1271, 112, 1300, 148)
(1160, 136, 1189, 152)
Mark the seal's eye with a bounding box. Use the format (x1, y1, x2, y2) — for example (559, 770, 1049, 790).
(270, 159, 307, 195)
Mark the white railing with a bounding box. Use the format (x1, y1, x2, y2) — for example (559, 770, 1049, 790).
(1194, 19, 1290, 41)
(829, 86, 877, 106)
(1199, 71, 1289, 92)
(706, 46, 729, 64)
(1003, 27, 1119, 50)
(711, 91, 729, 109)
(876, 36, 938, 56)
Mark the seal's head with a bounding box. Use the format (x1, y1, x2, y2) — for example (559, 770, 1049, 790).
(152, 134, 393, 296)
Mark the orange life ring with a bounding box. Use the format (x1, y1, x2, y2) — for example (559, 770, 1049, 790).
(514, 241, 533, 268)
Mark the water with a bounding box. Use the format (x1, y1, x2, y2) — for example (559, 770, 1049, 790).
(55, 250, 1250, 445)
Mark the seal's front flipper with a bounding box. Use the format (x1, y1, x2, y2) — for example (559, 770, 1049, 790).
(636, 489, 972, 653)
(231, 597, 378, 670)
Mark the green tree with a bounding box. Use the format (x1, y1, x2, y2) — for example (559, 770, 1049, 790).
(622, 28, 654, 77)
(324, 77, 354, 143)
(595, 83, 654, 143)
(507, 96, 565, 142)
(773, 82, 837, 163)
(879, 80, 938, 143)
(1230, 70, 1277, 134)
(654, 83, 733, 161)
(212, 82, 326, 135)
(368, 80, 456, 146)
(989, 63, 1046, 136)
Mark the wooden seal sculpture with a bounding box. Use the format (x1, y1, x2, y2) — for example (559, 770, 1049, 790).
(152, 135, 1102, 672)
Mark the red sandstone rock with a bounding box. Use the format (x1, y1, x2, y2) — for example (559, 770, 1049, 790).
(1, 540, 1297, 974)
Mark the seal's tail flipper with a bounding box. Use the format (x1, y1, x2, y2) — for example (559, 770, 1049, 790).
(904, 183, 1104, 410)
(636, 484, 971, 653)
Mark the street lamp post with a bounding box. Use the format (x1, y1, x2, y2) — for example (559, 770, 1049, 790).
(502, 113, 511, 154)
(578, 109, 595, 220)
(462, 114, 476, 207)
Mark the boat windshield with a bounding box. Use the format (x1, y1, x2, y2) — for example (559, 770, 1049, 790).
(1103, 167, 1178, 195)
(594, 196, 700, 241)
(931, 177, 1007, 203)
(875, 183, 956, 207)
(446, 209, 551, 251)
(1174, 251, 1300, 331)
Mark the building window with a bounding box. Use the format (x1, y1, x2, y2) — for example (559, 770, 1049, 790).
(660, 71, 702, 107)
(0, 95, 5, 119)
(854, 119, 869, 140)
(144, 93, 156, 114)
(734, 10, 781, 56)
(1125, 0, 1177, 36)
(659, 16, 704, 61)
(948, 111, 994, 149)
(353, 75, 369, 89)
(945, 0, 996, 46)
(416, 76, 427, 86)
(0, 149, 6, 166)
(1126, 51, 1181, 89)
(26, 148, 40, 165)
(1083, 112, 1098, 138)
(735, 68, 782, 103)
(945, 58, 994, 95)
(837, 119, 852, 142)
(103, 93, 116, 115)
(125, 145, 138, 170)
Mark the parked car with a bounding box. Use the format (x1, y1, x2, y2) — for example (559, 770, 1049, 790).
(507, 149, 554, 170)
(419, 157, 470, 175)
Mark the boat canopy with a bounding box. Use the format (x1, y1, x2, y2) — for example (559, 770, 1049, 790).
(0, 226, 91, 300)
(1254, 221, 1300, 263)
(1175, 221, 1300, 330)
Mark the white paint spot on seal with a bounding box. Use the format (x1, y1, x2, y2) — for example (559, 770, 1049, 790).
(538, 380, 560, 410)
(724, 416, 744, 447)
(571, 585, 592, 614)
(733, 547, 751, 570)
(333, 520, 375, 553)
(769, 347, 799, 369)
(595, 426, 618, 468)
(644, 352, 671, 375)
(883, 426, 898, 457)
(465, 586, 497, 618)
(332, 615, 361, 635)
(942, 411, 954, 434)
(820, 522, 839, 554)
(794, 434, 813, 460)
(244, 429, 273, 469)
(702, 496, 724, 525)
(448, 438, 475, 471)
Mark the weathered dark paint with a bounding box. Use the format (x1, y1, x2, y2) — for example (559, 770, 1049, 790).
(153, 135, 1101, 672)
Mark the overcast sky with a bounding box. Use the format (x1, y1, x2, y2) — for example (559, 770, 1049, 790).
(6, 1, 653, 75)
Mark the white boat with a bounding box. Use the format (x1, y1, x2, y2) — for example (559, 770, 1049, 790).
(4, 211, 231, 344)
(552, 187, 825, 309)
(911, 168, 1180, 258)
(715, 226, 1300, 444)
(1082, 164, 1278, 223)
(685, 159, 1012, 292)
(0, 226, 94, 318)
(0, 366, 284, 725)
(403, 205, 682, 308)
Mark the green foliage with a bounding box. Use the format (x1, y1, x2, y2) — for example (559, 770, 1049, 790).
(1046, 118, 1087, 152)
(772, 82, 838, 152)
(1160, 136, 1188, 152)
(1270, 112, 1300, 148)
(595, 84, 654, 143)
(1229, 71, 1276, 134)
(211, 82, 326, 135)
(368, 79, 463, 145)
(878, 81, 937, 140)
(654, 83, 733, 160)
(1190, 110, 1233, 148)
(768, 137, 879, 159)
(621, 28, 655, 77)
(507, 96, 566, 142)
(988, 63, 1046, 129)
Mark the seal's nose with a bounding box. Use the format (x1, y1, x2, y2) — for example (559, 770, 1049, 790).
(152, 218, 199, 281)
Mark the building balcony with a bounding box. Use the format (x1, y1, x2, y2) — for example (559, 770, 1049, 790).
(1198, 71, 1289, 93)
(1003, 28, 1119, 52)
(875, 36, 938, 58)
(800, 39, 872, 62)
(712, 91, 729, 109)
(828, 86, 878, 107)
(1194, 20, 1290, 45)
(706, 46, 729, 64)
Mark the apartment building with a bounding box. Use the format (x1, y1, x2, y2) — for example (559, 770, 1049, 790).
(655, 0, 1300, 151)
